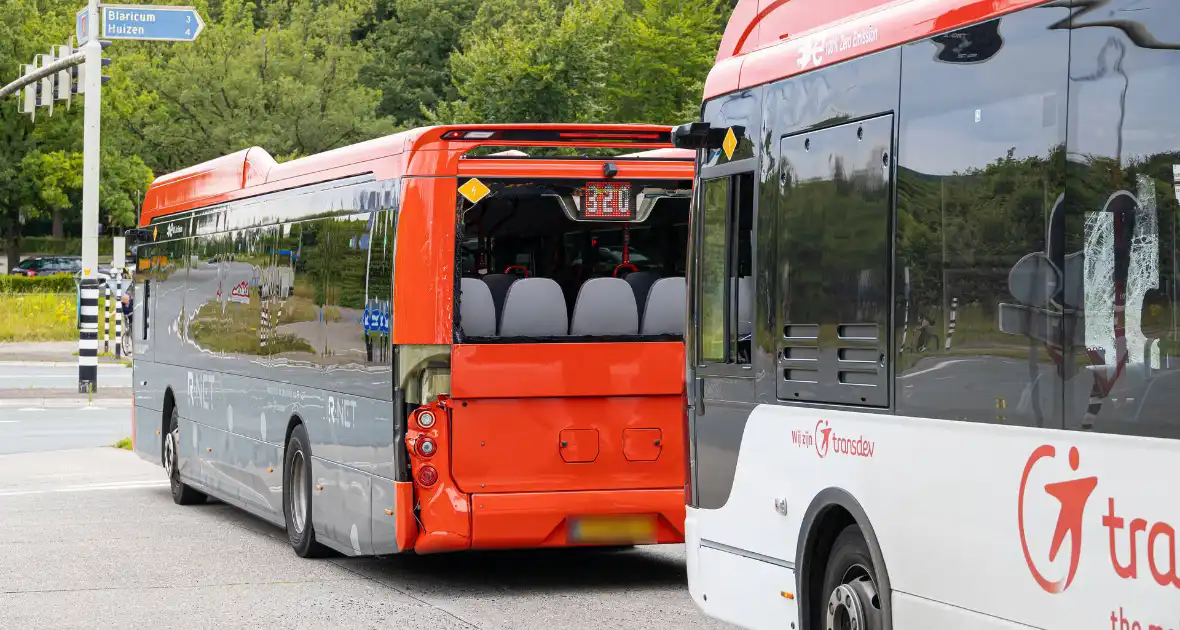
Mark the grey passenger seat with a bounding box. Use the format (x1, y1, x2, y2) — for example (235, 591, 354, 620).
(570, 277, 639, 336)
(641, 277, 686, 335)
(624, 271, 660, 321)
(459, 278, 497, 337)
(499, 277, 569, 337)
(481, 273, 518, 332)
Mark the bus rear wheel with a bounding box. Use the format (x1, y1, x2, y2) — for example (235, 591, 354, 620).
(820, 525, 884, 630)
(283, 424, 328, 558)
(165, 407, 206, 505)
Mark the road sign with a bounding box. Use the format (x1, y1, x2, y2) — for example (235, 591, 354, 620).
(99, 5, 204, 42)
(76, 7, 91, 45)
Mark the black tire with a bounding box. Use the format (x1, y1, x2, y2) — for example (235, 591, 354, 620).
(165, 407, 206, 505)
(283, 424, 329, 558)
(121, 330, 133, 357)
(818, 525, 885, 630)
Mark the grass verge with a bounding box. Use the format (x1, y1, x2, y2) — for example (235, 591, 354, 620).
(0, 294, 77, 341)
(113, 437, 133, 450)
(0, 293, 129, 342)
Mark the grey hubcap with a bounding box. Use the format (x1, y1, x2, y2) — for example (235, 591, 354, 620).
(290, 451, 307, 534)
(164, 430, 177, 480)
(826, 572, 880, 630)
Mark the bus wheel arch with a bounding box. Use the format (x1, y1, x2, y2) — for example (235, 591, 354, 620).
(796, 488, 892, 630)
(283, 414, 304, 454)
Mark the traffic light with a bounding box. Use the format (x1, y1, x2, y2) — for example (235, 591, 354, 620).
(70, 40, 112, 95)
(20, 64, 35, 118)
(36, 52, 55, 116)
(55, 45, 73, 110)
(100, 40, 112, 86)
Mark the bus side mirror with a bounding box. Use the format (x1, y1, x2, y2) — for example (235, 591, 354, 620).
(672, 122, 732, 150)
(124, 228, 153, 243)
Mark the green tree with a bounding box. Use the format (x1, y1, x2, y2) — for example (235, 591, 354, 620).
(108, 0, 394, 173)
(361, 0, 481, 126)
(431, 0, 627, 124)
(431, 0, 725, 126)
(606, 0, 726, 123)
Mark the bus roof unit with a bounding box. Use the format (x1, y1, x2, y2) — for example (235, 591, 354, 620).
(142, 124, 683, 225)
(707, 0, 1050, 99)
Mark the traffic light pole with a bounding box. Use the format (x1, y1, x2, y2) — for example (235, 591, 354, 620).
(77, 0, 103, 393)
(0, 53, 84, 100)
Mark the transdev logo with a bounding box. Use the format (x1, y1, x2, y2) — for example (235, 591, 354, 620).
(789, 420, 874, 459)
(1017, 445, 1180, 596)
(815, 419, 832, 458)
(1017, 445, 1097, 594)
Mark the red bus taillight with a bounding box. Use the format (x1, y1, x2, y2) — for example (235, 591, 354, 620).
(416, 437, 437, 457)
(417, 465, 438, 487)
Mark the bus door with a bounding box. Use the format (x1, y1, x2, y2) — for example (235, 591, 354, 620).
(689, 166, 757, 511)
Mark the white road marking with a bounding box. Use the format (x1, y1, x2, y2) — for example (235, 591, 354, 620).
(0, 480, 168, 497)
(897, 358, 970, 379)
(16, 408, 43, 412)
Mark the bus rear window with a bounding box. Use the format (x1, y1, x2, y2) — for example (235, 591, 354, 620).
(456, 178, 689, 342)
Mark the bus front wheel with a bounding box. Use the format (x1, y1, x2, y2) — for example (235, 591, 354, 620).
(283, 424, 328, 558)
(820, 525, 884, 630)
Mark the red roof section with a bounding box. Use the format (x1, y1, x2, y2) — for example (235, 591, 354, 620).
(706, 0, 1051, 100)
(141, 124, 681, 225)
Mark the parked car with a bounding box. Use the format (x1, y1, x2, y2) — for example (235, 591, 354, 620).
(9, 256, 81, 277)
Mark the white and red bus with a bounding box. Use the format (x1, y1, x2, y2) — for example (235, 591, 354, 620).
(673, 1, 1180, 629)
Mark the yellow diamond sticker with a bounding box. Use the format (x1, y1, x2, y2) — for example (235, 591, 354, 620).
(152, 226, 158, 241)
(722, 127, 738, 160)
(458, 178, 491, 204)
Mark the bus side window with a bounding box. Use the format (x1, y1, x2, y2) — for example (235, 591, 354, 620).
(697, 172, 754, 365)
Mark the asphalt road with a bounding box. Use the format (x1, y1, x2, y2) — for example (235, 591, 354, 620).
(0, 403, 131, 455)
(0, 363, 132, 390)
(0, 448, 732, 630)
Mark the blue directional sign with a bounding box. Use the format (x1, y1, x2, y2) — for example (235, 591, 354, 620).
(362, 301, 390, 335)
(100, 5, 205, 42)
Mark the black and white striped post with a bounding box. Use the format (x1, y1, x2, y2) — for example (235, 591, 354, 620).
(260, 269, 270, 350)
(102, 278, 113, 353)
(114, 271, 124, 358)
(78, 278, 100, 393)
(944, 297, 958, 351)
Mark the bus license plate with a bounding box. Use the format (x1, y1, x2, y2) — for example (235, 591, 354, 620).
(567, 514, 657, 544)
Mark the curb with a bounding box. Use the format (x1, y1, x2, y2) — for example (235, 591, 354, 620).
(0, 361, 131, 367)
(0, 398, 131, 408)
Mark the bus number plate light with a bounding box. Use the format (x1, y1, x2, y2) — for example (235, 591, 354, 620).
(580, 181, 633, 221)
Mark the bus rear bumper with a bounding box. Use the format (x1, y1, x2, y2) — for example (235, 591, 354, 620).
(466, 488, 686, 550)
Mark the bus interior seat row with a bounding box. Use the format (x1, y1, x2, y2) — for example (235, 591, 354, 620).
(459, 275, 689, 338)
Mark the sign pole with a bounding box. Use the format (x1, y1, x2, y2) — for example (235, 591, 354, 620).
(78, 0, 102, 393)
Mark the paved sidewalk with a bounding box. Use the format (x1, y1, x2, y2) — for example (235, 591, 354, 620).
(0, 341, 129, 364)
(0, 391, 132, 406)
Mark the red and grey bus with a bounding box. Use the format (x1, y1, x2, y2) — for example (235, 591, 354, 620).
(125, 124, 695, 557)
